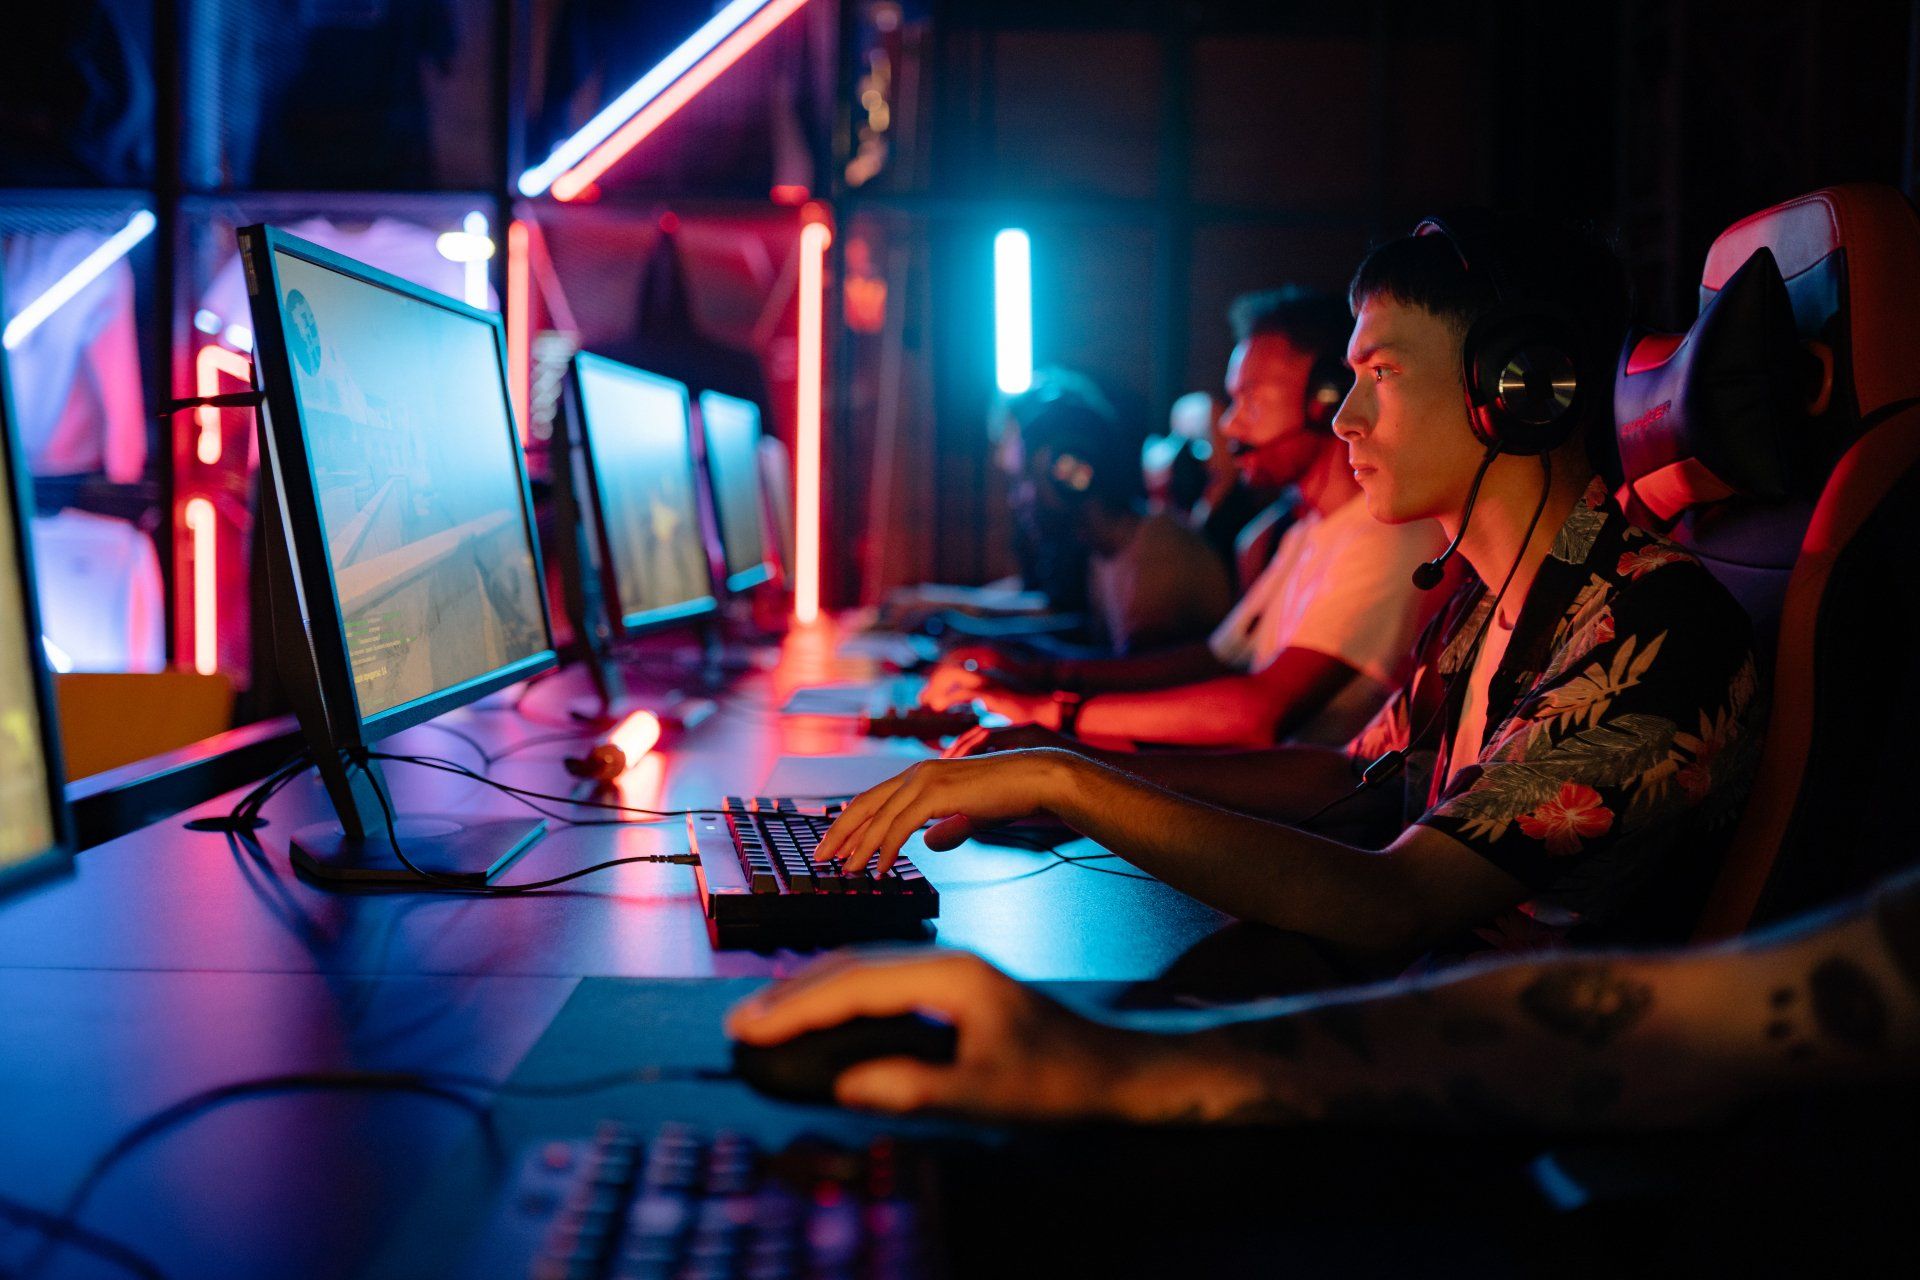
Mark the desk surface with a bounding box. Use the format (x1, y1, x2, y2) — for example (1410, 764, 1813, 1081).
(0, 628, 1234, 1278)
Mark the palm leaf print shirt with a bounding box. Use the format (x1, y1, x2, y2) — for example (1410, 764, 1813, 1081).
(1347, 478, 1765, 950)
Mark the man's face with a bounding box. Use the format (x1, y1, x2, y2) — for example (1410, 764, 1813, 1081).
(1333, 296, 1482, 526)
(1219, 335, 1326, 489)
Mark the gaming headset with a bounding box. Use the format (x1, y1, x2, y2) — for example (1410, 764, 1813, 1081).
(1414, 214, 1596, 456)
(1406, 214, 1604, 588)
(1302, 348, 1354, 435)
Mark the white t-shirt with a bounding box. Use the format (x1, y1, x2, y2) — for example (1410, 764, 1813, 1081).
(1209, 495, 1445, 745)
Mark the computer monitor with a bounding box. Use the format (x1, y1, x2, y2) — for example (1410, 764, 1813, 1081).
(554, 354, 717, 713)
(695, 390, 776, 595)
(0, 268, 73, 903)
(240, 226, 558, 885)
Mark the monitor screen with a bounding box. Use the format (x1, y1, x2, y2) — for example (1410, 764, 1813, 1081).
(268, 247, 551, 722)
(573, 356, 715, 630)
(0, 341, 64, 887)
(697, 390, 772, 591)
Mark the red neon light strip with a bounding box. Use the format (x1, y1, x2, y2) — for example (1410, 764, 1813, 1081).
(183, 497, 217, 675)
(552, 0, 812, 202)
(507, 220, 533, 443)
(194, 345, 253, 466)
(794, 218, 831, 623)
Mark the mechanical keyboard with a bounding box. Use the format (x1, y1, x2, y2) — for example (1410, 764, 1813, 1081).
(463, 1121, 942, 1280)
(688, 797, 938, 946)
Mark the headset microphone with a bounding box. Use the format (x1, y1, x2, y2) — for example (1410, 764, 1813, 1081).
(1412, 440, 1501, 590)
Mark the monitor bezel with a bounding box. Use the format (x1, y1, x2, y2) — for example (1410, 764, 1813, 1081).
(693, 389, 776, 595)
(0, 263, 74, 899)
(566, 353, 720, 637)
(240, 225, 557, 746)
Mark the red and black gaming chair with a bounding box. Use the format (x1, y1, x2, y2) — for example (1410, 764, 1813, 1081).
(1612, 183, 1920, 939)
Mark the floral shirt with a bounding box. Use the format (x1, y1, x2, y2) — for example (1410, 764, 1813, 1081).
(1347, 478, 1764, 950)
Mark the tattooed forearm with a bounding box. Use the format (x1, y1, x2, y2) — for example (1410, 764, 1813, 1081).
(1518, 963, 1654, 1047)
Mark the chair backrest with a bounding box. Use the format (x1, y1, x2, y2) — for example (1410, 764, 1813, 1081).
(1619, 184, 1920, 937)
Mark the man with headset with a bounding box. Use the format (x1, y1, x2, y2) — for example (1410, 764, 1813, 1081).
(811, 213, 1763, 961)
(923, 287, 1447, 750)
(1004, 390, 1233, 654)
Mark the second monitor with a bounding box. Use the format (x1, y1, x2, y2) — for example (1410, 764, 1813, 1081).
(697, 390, 776, 596)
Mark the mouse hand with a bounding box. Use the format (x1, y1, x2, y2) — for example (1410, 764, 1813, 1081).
(919, 665, 993, 710)
(813, 750, 1080, 875)
(725, 950, 1136, 1120)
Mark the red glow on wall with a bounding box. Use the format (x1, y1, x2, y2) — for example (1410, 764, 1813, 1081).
(194, 344, 252, 466)
(507, 220, 533, 442)
(183, 498, 218, 676)
(551, 0, 813, 202)
(770, 184, 810, 206)
(794, 213, 832, 624)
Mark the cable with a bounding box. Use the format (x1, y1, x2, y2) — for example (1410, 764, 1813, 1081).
(365, 752, 726, 822)
(15, 1072, 495, 1280)
(15, 1063, 732, 1280)
(360, 755, 698, 894)
(0, 1193, 168, 1280)
(1300, 453, 1554, 834)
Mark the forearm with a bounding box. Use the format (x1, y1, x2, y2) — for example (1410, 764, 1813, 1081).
(1077, 743, 1359, 825)
(1095, 907, 1920, 1131)
(1074, 677, 1280, 748)
(1055, 642, 1229, 693)
(1045, 755, 1409, 944)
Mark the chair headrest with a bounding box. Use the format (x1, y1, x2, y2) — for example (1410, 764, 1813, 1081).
(1614, 247, 1808, 523)
(1702, 183, 1920, 426)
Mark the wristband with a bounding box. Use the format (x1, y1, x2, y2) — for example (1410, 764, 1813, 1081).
(1052, 690, 1087, 735)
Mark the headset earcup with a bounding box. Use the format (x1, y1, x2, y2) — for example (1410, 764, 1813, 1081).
(1462, 306, 1589, 455)
(1302, 352, 1354, 434)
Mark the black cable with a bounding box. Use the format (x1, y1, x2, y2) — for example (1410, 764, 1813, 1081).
(360, 755, 697, 894)
(0, 1193, 168, 1280)
(15, 1072, 498, 1280)
(417, 721, 496, 768)
(1299, 453, 1554, 833)
(365, 752, 726, 822)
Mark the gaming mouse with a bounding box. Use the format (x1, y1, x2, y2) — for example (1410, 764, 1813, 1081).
(731, 1013, 960, 1104)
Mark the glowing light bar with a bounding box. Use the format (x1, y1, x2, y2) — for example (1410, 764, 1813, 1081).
(794, 217, 831, 624)
(223, 323, 252, 351)
(184, 497, 218, 676)
(547, 0, 812, 202)
(507, 220, 532, 443)
(3, 210, 156, 350)
(521, 0, 802, 197)
(994, 229, 1033, 396)
(193, 309, 222, 335)
(609, 710, 663, 770)
(194, 344, 253, 466)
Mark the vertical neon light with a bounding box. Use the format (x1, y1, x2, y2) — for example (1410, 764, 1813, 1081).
(507, 220, 532, 443)
(994, 229, 1033, 396)
(794, 217, 832, 624)
(184, 497, 218, 676)
(194, 345, 252, 466)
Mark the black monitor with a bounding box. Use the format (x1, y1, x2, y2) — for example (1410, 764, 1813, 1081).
(696, 390, 776, 595)
(240, 226, 558, 886)
(0, 267, 73, 904)
(554, 354, 717, 714)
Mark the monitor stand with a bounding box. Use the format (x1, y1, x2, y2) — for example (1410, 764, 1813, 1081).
(289, 752, 544, 887)
(569, 654, 716, 732)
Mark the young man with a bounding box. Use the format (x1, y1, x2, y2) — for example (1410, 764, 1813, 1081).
(817, 215, 1762, 958)
(727, 859, 1920, 1128)
(1006, 391, 1233, 654)
(923, 288, 1445, 749)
